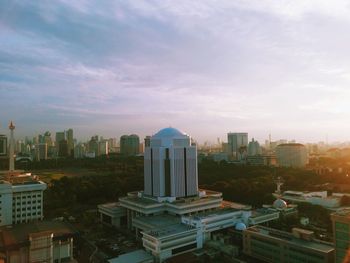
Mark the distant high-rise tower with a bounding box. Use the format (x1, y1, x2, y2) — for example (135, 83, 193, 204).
(227, 132, 248, 159)
(58, 140, 69, 158)
(144, 127, 198, 198)
(9, 121, 15, 171)
(55, 132, 65, 144)
(120, 135, 140, 156)
(248, 138, 262, 156)
(66, 129, 74, 156)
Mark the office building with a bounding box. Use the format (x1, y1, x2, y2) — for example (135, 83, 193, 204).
(88, 135, 99, 157)
(55, 131, 65, 145)
(99, 127, 280, 262)
(0, 135, 7, 156)
(120, 134, 140, 156)
(248, 138, 262, 156)
(35, 143, 48, 161)
(74, 143, 87, 159)
(144, 127, 198, 198)
(0, 174, 47, 226)
(58, 140, 69, 157)
(99, 140, 109, 156)
(0, 221, 76, 263)
(66, 129, 74, 156)
(108, 138, 117, 153)
(331, 209, 350, 263)
(243, 226, 334, 263)
(276, 143, 308, 168)
(43, 131, 53, 147)
(227, 132, 248, 160)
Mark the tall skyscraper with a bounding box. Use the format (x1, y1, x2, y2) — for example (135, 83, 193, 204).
(66, 129, 74, 156)
(55, 132, 65, 144)
(227, 132, 248, 159)
(120, 134, 140, 156)
(43, 131, 53, 146)
(144, 127, 198, 198)
(36, 143, 48, 161)
(88, 136, 99, 157)
(58, 140, 68, 157)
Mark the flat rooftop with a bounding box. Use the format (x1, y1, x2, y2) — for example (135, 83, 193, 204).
(190, 207, 241, 221)
(133, 214, 180, 229)
(119, 196, 161, 206)
(331, 208, 350, 218)
(143, 223, 196, 239)
(221, 200, 251, 210)
(245, 226, 334, 253)
(250, 208, 279, 218)
(0, 221, 76, 247)
(108, 249, 153, 263)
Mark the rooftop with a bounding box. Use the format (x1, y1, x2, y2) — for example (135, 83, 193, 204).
(190, 207, 241, 221)
(331, 208, 350, 218)
(108, 249, 153, 263)
(133, 214, 181, 229)
(245, 226, 334, 253)
(143, 223, 196, 239)
(0, 221, 76, 248)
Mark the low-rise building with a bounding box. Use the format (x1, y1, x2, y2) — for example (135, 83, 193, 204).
(331, 209, 350, 263)
(277, 190, 340, 208)
(0, 220, 76, 263)
(243, 226, 334, 263)
(0, 174, 47, 226)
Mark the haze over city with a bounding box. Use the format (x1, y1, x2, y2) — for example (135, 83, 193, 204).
(2, 1, 350, 143)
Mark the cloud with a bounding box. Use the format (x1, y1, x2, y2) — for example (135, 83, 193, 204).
(1, 1, 350, 142)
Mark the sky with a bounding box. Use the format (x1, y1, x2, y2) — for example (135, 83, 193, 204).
(1, 1, 350, 143)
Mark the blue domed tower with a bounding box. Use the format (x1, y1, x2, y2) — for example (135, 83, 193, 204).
(144, 127, 198, 198)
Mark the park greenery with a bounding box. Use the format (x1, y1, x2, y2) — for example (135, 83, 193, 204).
(11, 155, 350, 230)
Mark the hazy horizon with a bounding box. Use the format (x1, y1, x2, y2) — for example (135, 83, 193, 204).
(2, 1, 350, 143)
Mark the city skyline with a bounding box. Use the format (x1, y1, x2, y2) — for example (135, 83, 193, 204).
(2, 1, 350, 142)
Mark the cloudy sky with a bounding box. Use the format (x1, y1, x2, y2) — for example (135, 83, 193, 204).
(1, 0, 350, 143)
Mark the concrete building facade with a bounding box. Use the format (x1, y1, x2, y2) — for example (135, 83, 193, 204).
(144, 128, 198, 198)
(120, 134, 140, 156)
(227, 132, 248, 160)
(276, 143, 308, 168)
(243, 226, 334, 263)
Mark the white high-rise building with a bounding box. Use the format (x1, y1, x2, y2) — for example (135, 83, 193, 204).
(227, 132, 248, 159)
(144, 128, 198, 198)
